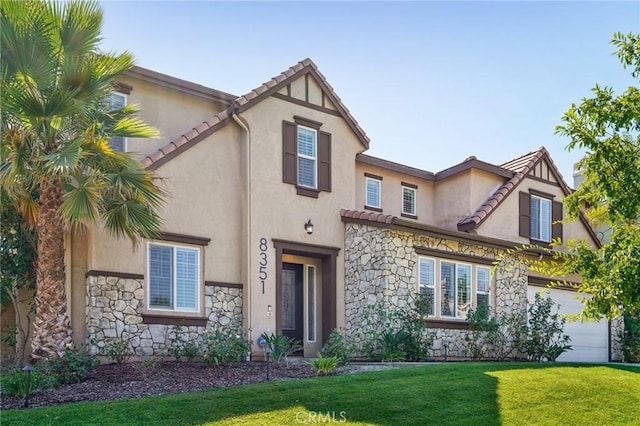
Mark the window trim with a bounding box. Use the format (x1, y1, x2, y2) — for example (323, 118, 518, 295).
(476, 266, 491, 308)
(365, 177, 382, 210)
(401, 185, 417, 217)
(296, 125, 318, 189)
(417, 256, 492, 320)
(108, 92, 127, 152)
(418, 257, 436, 317)
(146, 241, 201, 314)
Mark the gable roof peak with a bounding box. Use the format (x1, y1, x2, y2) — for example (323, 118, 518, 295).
(142, 58, 369, 170)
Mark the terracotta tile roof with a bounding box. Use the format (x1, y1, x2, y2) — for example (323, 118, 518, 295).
(142, 59, 370, 170)
(457, 147, 549, 231)
(339, 208, 395, 224)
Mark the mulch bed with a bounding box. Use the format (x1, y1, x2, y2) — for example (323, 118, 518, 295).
(1, 360, 317, 410)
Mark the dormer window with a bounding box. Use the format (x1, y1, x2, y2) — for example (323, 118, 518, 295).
(282, 117, 331, 198)
(519, 191, 563, 243)
(297, 126, 317, 188)
(531, 195, 552, 242)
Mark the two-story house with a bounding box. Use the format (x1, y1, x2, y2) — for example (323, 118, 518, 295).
(60, 59, 620, 363)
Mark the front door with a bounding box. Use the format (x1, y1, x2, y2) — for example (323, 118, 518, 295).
(282, 263, 304, 344)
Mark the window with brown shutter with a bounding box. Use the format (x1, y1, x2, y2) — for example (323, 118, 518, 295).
(282, 119, 331, 197)
(520, 190, 562, 243)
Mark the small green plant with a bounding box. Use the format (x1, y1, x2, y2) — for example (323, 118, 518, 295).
(378, 329, 409, 362)
(260, 332, 302, 364)
(39, 343, 99, 385)
(103, 333, 132, 364)
(170, 325, 201, 361)
(526, 292, 572, 362)
(203, 324, 251, 367)
(620, 310, 640, 362)
(0, 367, 57, 398)
(320, 329, 351, 365)
(307, 353, 338, 376)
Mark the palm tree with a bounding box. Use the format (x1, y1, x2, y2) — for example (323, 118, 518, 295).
(1, 0, 165, 360)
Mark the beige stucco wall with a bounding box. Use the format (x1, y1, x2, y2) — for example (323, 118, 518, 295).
(354, 163, 435, 222)
(117, 75, 226, 158)
(355, 162, 434, 223)
(69, 230, 88, 345)
(240, 94, 364, 350)
(433, 172, 472, 230)
(83, 122, 245, 322)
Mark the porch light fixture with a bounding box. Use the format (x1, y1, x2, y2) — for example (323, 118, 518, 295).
(304, 219, 314, 235)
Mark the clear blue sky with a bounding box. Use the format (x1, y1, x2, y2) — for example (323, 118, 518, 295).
(98, 1, 639, 185)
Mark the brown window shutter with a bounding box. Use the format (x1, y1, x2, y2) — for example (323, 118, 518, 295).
(519, 192, 531, 238)
(552, 200, 563, 240)
(318, 131, 331, 192)
(282, 121, 297, 184)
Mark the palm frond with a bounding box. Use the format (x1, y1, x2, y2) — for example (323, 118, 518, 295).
(60, 174, 102, 225)
(42, 136, 84, 174)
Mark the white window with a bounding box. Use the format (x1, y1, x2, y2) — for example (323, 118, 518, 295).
(531, 195, 552, 242)
(418, 257, 435, 316)
(419, 257, 491, 320)
(297, 126, 317, 188)
(106, 93, 127, 152)
(148, 243, 199, 312)
(366, 177, 381, 209)
(402, 186, 416, 216)
(476, 266, 491, 308)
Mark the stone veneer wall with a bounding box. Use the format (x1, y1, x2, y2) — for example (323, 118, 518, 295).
(344, 223, 528, 359)
(610, 316, 624, 362)
(86, 275, 242, 357)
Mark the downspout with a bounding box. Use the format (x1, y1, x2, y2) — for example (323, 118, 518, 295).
(232, 112, 252, 359)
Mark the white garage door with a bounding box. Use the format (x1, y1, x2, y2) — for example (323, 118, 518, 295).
(527, 286, 609, 363)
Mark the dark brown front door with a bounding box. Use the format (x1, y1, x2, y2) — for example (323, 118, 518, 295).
(282, 263, 304, 344)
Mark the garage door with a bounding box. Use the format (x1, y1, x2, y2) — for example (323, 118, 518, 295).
(527, 286, 609, 363)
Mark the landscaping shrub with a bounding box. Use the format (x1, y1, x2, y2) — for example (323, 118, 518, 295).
(203, 324, 251, 367)
(103, 332, 132, 364)
(39, 343, 99, 385)
(0, 366, 56, 398)
(466, 305, 528, 361)
(620, 310, 640, 362)
(260, 332, 302, 364)
(320, 329, 351, 365)
(169, 324, 201, 361)
(356, 292, 435, 361)
(307, 353, 338, 376)
(526, 292, 572, 362)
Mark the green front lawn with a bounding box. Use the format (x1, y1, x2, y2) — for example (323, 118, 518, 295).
(2, 363, 638, 425)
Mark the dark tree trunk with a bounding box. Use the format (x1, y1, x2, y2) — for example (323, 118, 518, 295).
(31, 178, 72, 360)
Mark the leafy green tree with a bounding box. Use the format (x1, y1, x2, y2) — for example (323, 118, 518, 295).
(1, 0, 164, 359)
(525, 33, 640, 320)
